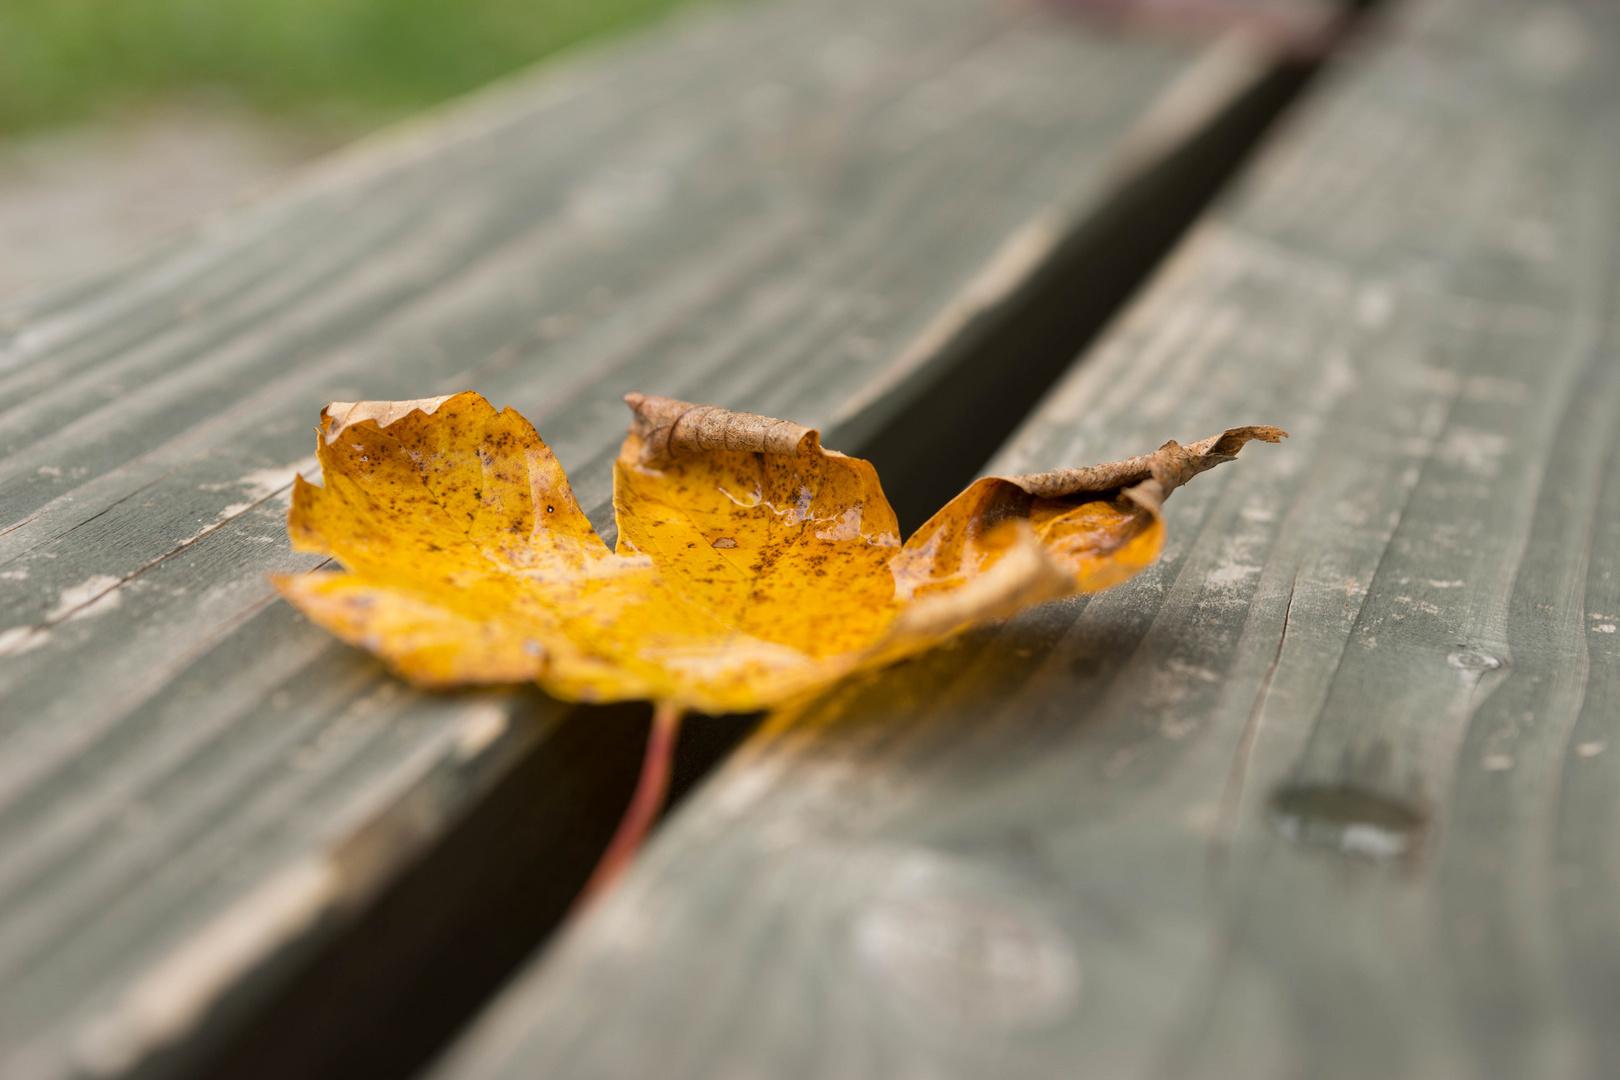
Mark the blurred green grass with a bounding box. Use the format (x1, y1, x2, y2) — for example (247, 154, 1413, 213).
(0, 0, 695, 135)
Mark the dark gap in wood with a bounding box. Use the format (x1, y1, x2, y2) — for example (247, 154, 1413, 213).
(135, 12, 1379, 1080)
(853, 52, 1326, 534)
(132, 698, 761, 1080)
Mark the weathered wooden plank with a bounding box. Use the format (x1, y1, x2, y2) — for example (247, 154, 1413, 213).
(0, 1, 1313, 1077)
(425, 1, 1620, 1077)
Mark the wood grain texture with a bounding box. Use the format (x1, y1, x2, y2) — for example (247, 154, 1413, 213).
(0, 1, 1291, 1077)
(427, 1, 1620, 1077)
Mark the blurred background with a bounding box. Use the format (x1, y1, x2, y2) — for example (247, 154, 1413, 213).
(0, 0, 697, 299)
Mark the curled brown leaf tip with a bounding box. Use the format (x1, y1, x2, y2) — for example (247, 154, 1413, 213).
(624, 393, 817, 466)
(322, 396, 456, 444)
(1005, 425, 1286, 501)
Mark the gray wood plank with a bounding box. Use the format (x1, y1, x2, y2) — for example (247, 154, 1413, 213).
(0, 1, 1306, 1078)
(425, 1, 1620, 1077)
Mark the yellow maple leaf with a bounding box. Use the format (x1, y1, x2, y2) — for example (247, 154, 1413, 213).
(274, 391, 1282, 714)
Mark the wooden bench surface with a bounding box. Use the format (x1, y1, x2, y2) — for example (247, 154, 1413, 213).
(426, 0, 1620, 1077)
(0, 1, 1321, 1077)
